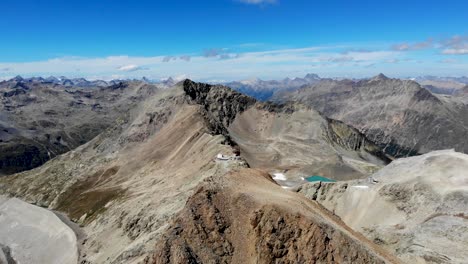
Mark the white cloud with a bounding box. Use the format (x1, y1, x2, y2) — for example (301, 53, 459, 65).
(386, 59, 400, 64)
(442, 49, 468, 55)
(179, 55, 191, 62)
(162, 56, 177, 62)
(203, 48, 226, 58)
(117, 64, 147, 72)
(0, 44, 464, 81)
(391, 39, 433, 51)
(238, 0, 276, 4)
(440, 35, 468, 55)
(390, 35, 468, 55)
(439, 58, 459, 63)
(327, 56, 354, 63)
(392, 43, 410, 51)
(237, 42, 264, 48)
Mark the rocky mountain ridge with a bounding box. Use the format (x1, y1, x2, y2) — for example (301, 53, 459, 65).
(0, 80, 396, 263)
(273, 74, 468, 158)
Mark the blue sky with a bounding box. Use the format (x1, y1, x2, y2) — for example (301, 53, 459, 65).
(0, 0, 467, 81)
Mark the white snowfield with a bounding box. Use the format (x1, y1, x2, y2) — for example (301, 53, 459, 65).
(272, 173, 287, 181)
(350, 185, 369, 189)
(0, 196, 78, 264)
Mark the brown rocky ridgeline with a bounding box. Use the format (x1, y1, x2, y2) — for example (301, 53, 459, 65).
(150, 169, 398, 264)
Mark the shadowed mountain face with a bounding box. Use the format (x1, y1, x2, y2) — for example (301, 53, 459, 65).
(273, 74, 468, 158)
(0, 79, 160, 175)
(0, 80, 394, 263)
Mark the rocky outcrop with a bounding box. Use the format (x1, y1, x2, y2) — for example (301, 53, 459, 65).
(183, 79, 256, 139)
(324, 118, 391, 163)
(297, 150, 468, 263)
(151, 169, 397, 264)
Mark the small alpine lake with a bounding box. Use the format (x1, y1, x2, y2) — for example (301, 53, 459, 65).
(305, 176, 336, 183)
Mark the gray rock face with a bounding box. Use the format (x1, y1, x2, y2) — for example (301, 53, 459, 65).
(183, 79, 257, 139)
(273, 75, 468, 157)
(0, 196, 78, 264)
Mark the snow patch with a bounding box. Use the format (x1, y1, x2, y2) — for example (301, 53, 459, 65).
(351, 185, 370, 189)
(272, 173, 287, 181)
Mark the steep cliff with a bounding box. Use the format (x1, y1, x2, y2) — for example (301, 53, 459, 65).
(183, 79, 256, 140)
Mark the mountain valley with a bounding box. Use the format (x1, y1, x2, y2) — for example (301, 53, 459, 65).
(0, 77, 466, 264)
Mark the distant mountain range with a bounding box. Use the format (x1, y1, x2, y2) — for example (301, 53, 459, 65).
(6, 75, 113, 87)
(412, 75, 468, 84)
(1, 74, 325, 101)
(224, 73, 322, 101)
(410, 75, 468, 95)
(5, 73, 468, 99)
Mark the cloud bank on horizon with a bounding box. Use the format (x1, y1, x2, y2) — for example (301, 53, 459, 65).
(1, 0, 466, 81)
(1, 34, 467, 81)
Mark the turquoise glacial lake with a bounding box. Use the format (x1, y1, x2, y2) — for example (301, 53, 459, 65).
(305, 176, 336, 183)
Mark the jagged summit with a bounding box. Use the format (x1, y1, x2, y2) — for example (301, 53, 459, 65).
(370, 73, 390, 81)
(12, 75, 23, 82)
(304, 73, 321, 80)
